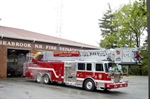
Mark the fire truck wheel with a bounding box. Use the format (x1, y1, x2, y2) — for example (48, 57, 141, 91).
(84, 79, 95, 91)
(36, 73, 42, 83)
(103, 88, 109, 92)
(43, 74, 50, 84)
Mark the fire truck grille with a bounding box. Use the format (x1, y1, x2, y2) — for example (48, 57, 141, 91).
(114, 74, 120, 83)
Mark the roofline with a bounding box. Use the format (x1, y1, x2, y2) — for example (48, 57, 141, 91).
(0, 34, 100, 49)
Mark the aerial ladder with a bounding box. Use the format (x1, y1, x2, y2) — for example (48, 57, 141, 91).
(32, 47, 142, 65)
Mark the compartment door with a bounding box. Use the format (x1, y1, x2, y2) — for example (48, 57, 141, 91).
(64, 63, 76, 82)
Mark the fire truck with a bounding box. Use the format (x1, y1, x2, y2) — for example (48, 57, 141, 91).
(24, 47, 142, 91)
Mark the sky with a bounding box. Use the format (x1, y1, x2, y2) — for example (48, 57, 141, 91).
(0, 0, 135, 47)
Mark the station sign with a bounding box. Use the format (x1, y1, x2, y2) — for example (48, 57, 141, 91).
(0, 40, 79, 51)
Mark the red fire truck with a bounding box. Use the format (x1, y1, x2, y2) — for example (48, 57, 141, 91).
(24, 48, 142, 91)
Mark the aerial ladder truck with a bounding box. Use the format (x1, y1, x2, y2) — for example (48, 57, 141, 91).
(24, 47, 142, 91)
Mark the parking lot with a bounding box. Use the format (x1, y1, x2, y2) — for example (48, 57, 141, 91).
(0, 76, 148, 99)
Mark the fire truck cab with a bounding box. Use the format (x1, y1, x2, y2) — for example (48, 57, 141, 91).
(24, 48, 142, 91)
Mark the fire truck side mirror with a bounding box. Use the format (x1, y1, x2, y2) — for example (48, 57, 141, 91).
(117, 65, 122, 70)
(108, 67, 114, 75)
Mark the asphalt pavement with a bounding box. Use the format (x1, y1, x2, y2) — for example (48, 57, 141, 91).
(0, 76, 148, 99)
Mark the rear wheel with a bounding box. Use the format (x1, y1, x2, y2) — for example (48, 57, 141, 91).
(43, 74, 50, 84)
(36, 73, 42, 83)
(84, 79, 95, 91)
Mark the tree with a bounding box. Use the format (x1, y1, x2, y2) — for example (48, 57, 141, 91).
(113, 1, 147, 47)
(99, 0, 148, 75)
(113, 1, 147, 75)
(99, 1, 147, 48)
(98, 3, 118, 48)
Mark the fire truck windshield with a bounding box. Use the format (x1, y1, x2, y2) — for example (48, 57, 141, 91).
(104, 63, 122, 73)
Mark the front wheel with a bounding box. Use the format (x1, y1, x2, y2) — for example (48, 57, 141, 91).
(103, 88, 109, 92)
(84, 79, 95, 91)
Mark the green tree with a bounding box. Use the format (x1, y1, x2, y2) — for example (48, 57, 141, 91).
(99, 1, 147, 48)
(113, 0, 147, 75)
(98, 3, 118, 48)
(99, 0, 148, 75)
(112, 1, 147, 47)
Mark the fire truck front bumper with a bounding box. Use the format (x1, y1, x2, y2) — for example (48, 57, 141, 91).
(104, 81, 128, 89)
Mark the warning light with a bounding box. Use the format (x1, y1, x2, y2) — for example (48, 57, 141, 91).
(116, 50, 120, 55)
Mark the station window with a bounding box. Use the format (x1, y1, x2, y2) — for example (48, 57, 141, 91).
(96, 64, 103, 71)
(86, 63, 92, 71)
(78, 63, 85, 70)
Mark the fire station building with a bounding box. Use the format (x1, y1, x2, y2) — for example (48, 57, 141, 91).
(0, 26, 99, 79)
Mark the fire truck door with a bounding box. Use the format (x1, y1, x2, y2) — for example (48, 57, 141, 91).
(64, 63, 76, 82)
(85, 63, 95, 77)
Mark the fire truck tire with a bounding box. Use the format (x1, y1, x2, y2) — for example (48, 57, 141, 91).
(36, 73, 42, 83)
(84, 79, 95, 91)
(103, 88, 109, 92)
(43, 74, 50, 84)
